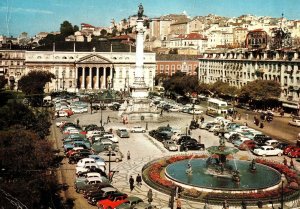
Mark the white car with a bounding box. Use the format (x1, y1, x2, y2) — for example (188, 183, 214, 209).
(56, 120, 67, 127)
(171, 133, 187, 142)
(264, 139, 279, 147)
(55, 110, 68, 117)
(169, 107, 180, 112)
(253, 145, 283, 156)
(76, 163, 104, 175)
(289, 119, 300, 127)
(131, 126, 146, 133)
(188, 109, 203, 115)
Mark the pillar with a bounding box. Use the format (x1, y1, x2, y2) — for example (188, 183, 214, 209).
(103, 67, 106, 89)
(81, 67, 85, 89)
(75, 68, 78, 89)
(88, 67, 92, 89)
(95, 68, 100, 89)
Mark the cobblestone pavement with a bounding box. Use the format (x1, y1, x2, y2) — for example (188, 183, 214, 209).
(52, 108, 300, 209)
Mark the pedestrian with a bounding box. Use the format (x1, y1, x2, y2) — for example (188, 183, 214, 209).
(290, 158, 295, 169)
(238, 113, 241, 120)
(283, 157, 288, 166)
(188, 129, 191, 135)
(147, 189, 153, 204)
(260, 122, 264, 129)
(244, 122, 248, 126)
(136, 174, 142, 187)
(246, 113, 249, 120)
(107, 116, 110, 123)
(176, 197, 182, 209)
(76, 119, 80, 126)
(127, 151, 131, 160)
(129, 176, 134, 191)
(198, 135, 202, 144)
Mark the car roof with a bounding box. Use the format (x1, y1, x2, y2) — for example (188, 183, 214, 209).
(101, 187, 117, 192)
(261, 145, 274, 149)
(125, 196, 143, 202)
(87, 177, 102, 181)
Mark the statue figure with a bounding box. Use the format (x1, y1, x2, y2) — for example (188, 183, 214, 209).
(137, 3, 144, 19)
(186, 162, 192, 175)
(249, 159, 256, 171)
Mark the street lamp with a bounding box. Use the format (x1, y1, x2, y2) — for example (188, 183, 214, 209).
(100, 101, 104, 128)
(55, 70, 59, 91)
(192, 99, 195, 121)
(108, 145, 112, 182)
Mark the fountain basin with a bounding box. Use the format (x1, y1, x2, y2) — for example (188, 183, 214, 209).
(165, 159, 282, 193)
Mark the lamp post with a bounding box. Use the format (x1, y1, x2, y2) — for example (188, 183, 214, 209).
(100, 101, 104, 128)
(108, 145, 112, 182)
(192, 99, 195, 121)
(62, 70, 66, 91)
(55, 71, 59, 91)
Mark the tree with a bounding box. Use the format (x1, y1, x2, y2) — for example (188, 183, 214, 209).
(239, 80, 281, 102)
(60, 20, 75, 37)
(38, 33, 65, 46)
(100, 29, 107, 37)
(18, 70, 55, 106)
(0, 75, 7, 89)
(73, 25, 79, 32)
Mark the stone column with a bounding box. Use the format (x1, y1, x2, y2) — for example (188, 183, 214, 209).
(103, 67, 106, 89)
(75, 67, 78, 89)
(95, 67, 100, 89)
(88, 67, 92, 89)
(81, 67, 85, 89)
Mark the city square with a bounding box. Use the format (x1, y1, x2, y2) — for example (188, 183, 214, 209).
(1, 0, 300, 209)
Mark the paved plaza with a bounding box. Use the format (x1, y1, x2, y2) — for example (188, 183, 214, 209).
(52, 107, 300, 209)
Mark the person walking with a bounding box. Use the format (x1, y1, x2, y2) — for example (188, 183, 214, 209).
(290, 158, 295, 169)
(147, 189, 153, 204)
(198, 135, 202, 144)
(283, 157, 288, 166)
(129, 176, 134, 191)
(127, 151, 131, 160)
(136, 174, 142, 187)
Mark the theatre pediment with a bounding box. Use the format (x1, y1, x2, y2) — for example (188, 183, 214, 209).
(77, 54, 111, 64)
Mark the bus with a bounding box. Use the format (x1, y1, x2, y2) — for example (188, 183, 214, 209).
(206, 98, 228, 117)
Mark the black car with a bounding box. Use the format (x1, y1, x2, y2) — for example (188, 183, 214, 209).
(155, 132, 171, 142)
(86, 188, 118, 205)
(253, 134, 272, 146)
(277, 142, 290, 150)
(181, 140, 205, 151)
(260, 112, 273, 122)
(149, 130, 158, 138)
(177, 136, 197, 145)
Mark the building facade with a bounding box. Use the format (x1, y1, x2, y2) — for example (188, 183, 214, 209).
(0, 48, 156, 93)
(198, 50, 300, 110)
(156, 54, 199, 76)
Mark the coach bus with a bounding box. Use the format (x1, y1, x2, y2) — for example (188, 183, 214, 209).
(206, 98, 228, 117)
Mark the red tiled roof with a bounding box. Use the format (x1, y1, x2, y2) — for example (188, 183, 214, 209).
(81, 23, 95, 28)
(185, 33, 206, 40)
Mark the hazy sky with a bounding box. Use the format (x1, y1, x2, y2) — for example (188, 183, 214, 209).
(0, 0, 299, 37)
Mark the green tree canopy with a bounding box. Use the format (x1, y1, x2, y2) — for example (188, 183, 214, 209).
(163, 72, 199, 95)
(60, 20, 75, 37)
(239, 80, 281, 101)
(210, 80, 239, 97)
(0, 75, 7, 89)
(18, 70, 55, 106)
(73, 25, 79, 32)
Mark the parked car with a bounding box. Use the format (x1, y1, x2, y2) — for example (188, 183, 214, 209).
(116, 129, 130, 138)
(189, 120, 199, 130)
(131, 126, 146, 133)
(155, 131, 172, 142)
(115, 196, 144, 209)
(76, 163, 104, 176)
(163, 140, 178, 151)
(171, 133, 188, 142)
(177, 135, 195, 145)
(288, 147, 300, 158)
(83, 183, 113, 198)
(238, 140, 257, 151)
(277, 142, 290, 151)
(96, 192, 128, 208)
(283, 145, 297, 155)
(288, 119, 300, 127)
(98, 150, 123, 162)
(253, 134, 272, 146)
(181, 140, 205, 151)
(88, 187, 118, 205)
(74, 176, 103, 193)
(264, 139, 280, 148)
(253, 146, 283, 156)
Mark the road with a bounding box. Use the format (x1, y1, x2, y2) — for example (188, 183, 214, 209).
(50, 107, 300, 209)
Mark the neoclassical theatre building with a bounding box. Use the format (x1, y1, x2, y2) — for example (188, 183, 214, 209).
(198, 49, 300, 110)
(0, 42, 156, 92)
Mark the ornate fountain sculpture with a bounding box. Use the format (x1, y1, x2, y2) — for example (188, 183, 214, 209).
(206, 137, 240, 182)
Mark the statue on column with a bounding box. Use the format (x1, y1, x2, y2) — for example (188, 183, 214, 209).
(137, 3, 144, 19)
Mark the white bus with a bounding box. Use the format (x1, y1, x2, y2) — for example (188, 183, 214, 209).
(206, 98, 228, 116)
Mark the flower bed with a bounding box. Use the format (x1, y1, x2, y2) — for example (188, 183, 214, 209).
(143, 154, 300, 203)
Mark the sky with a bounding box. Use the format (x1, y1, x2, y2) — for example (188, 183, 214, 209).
(0, 0, 300, 37)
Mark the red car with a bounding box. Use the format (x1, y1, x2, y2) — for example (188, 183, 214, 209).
(283, 145, 297, 155)
(288, 147, 300, 158)
(238, 140, 257, 151)
(97, 193, 128, 209)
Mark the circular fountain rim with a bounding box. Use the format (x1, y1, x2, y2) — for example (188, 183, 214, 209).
(165, 159, 282, 193)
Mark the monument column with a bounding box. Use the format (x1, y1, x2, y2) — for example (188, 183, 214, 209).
(75, 67, 78, 90)
(134, 18, 145, 85)
(103, 67, 106, 89)
(81, 67, 85, 89)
